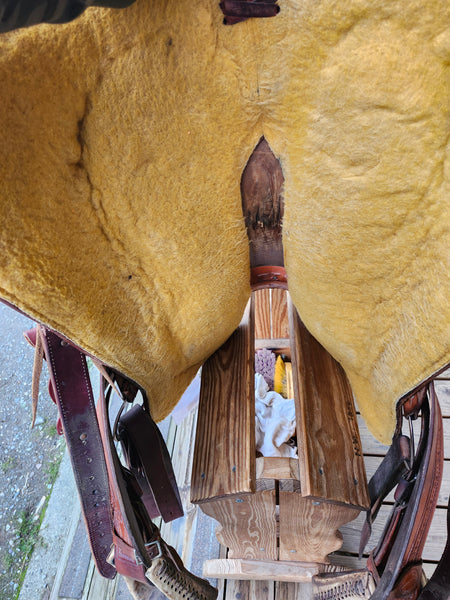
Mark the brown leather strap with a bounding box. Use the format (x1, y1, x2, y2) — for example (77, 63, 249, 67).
(98, 380, 218, 598)
(97, 379, 160, 583)
(368, 383, 444, 599)
(117, 403, 183, 522)
(40, 327, 116, 579)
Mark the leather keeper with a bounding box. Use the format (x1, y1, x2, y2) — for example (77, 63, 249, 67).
(250, 265, 287, 290)
(111, 532, 147, 584)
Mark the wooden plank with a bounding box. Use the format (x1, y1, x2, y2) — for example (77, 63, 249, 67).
(200, 491, 278, 561)
(434, 379, 450, 416)
(435, 366, 450, 379)
(288, 297, 369, 509)
(254, 289, 272, 340)
(358, 416, 394, 455)
(224, 578, 275, 599)
(364, 456, 450, 507)
(186, 508, 222, 585)
(205, 559, 332, 582)
(329, 554, 438, 581)
(275, 581, 314, 600)
(358, 415, 450, 458)
(82, 560, 117, 600)
(255, 338, 290, 350)
(340, 505, 447, 563)
(272, 289, 289, 339)
(256, 457, 300, 481)
(161, 411, 198, 560)
(191, 300, 255, 502)
(278, 492, 360, 563)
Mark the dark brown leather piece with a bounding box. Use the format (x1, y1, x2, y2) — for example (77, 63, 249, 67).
(402, 388, 427, 420)
(360, 435, 411, 556)
(220, 0, 279, 25)
(241, 137, 285, 270)
(117, 404, 183, 523)
(387, 563, 423, 600)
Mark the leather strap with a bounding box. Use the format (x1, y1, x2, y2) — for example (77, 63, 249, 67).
(98, 379, 218, 599)
(97, 380, 158, 583)
(359, 434, 411, 556)
(39, 326, 116, 579)
(368, 383, 444, 599)
(117, 403, 183, 522)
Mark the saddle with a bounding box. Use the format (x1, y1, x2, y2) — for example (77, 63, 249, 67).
(0, 1, 449, 599)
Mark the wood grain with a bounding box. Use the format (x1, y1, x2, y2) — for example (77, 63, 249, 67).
(272, 289, 289, 339)
(200, 491, 278, 561)
(254, 288, 272, 339)
(278, 493, 360, 563)
(288, 297, 370, 510)
(339, 504, 447, 563)
(191, 300, 255, 503)
(256, 457, 300, 481)
(224, 578, 275, 599)
(275, 581, 314, 600)
(203, 559, 333, 582)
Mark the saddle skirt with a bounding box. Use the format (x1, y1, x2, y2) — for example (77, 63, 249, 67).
(0, 0, 449, 443)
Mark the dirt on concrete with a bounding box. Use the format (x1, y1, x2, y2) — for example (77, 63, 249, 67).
(0, 304, 65, 600)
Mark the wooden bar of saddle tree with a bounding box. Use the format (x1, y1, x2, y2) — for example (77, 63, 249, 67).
(191, 298, 256, 503)
(287, 294, 370, 510)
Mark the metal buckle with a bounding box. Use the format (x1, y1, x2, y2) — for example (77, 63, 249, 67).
(106, 545, 116, 567)
(134, 540, 163, 566)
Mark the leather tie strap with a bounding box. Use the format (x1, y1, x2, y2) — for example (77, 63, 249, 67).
(220, 0, 280, 25)
(39, 326, 116, 579)
(117, 403, 183, 523)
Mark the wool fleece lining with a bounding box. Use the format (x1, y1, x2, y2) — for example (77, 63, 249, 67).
(0, 0, 449, 443)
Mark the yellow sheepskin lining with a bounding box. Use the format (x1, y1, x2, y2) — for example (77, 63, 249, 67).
(0, 0, 448, 443)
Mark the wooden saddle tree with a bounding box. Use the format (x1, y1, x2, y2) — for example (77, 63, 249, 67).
(191, 138, 370, 582)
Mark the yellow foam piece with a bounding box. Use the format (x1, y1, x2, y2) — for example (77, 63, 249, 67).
(0, 0, 448, 442)
(274, 355, 286, 397)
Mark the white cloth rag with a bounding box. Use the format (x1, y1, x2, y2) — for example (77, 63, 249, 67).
(255, 373, 297, 458)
